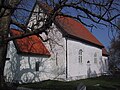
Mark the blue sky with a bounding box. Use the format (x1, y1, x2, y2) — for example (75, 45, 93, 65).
(12, 0, 114, 49)
(91, 27, 111, 49)
(89, 23, 117, 49)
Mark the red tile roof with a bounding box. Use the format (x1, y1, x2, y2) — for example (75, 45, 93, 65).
(102, 48, 109, 56)
(38, 2, 104, 48)
(55, 16, 104, 47)
(10, 29, 50, 56)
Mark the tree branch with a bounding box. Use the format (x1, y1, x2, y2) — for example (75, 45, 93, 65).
(11, 19, 27, 31)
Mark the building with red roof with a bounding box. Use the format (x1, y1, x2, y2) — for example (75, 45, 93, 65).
(4, 2, 109, 83)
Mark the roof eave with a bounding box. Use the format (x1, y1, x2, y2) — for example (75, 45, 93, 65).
(17, 51, 51, 57)
(65, 34, 104, 48)
(102, 54, 109, 57)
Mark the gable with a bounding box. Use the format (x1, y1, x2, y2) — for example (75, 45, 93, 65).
(10, 29, 50, 57)
(37, 2, 104, 48)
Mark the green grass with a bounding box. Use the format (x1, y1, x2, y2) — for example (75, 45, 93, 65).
(19, 76, 120, 90)
(19, 80, 77, 90)
(78, 76, 120, 90)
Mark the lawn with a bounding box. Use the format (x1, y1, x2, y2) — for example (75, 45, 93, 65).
(19, 76, 120, 90)
(74, 76, 120, 90)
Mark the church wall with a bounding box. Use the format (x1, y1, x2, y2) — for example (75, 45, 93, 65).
(66, 38, 103, 80)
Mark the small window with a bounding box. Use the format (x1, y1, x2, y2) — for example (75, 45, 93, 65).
(94, 53, 97, 63)
(78, 49, 83, 63)
(35, 61, 40, 71)
(56, 53, 58, 66)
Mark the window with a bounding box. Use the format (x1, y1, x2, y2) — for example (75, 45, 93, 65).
(35, 61, 40, 71)
(94, 53, 97, 63)
(78, 49, 83, 63)
(56, 53, 58, 66)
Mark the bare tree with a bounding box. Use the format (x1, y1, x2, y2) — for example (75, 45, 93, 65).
(109, 26, 120, 73)
(0, 0, 120, 89)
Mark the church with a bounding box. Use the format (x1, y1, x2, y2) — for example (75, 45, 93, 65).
(4, 2, 109, 83)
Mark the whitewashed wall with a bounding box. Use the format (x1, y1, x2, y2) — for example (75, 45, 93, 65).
(66, 38, 103, 80)
(43, 23, 66, 80)
(4, 25, 66, 83)
(4, 41, 51, 83)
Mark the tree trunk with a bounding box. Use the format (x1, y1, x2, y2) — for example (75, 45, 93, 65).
(0, 44, 8, 89)
(0, 0, 20, 89)
(0, 9, 11, 89)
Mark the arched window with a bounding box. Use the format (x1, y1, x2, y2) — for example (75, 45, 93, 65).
(94, 53, 97, 63)
(78, 49, 83, 63)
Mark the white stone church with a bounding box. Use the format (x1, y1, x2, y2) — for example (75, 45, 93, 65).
(4, 2, 109, 83)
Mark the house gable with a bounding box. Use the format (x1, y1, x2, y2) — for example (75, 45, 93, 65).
(37, 2, 104, 48)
